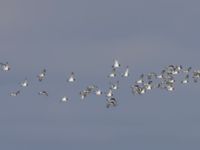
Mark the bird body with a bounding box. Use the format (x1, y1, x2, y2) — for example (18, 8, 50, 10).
(61, 96, 69, 102)
(0, 62, 11, 71)
(106, 89, 113, 97)
(95, 89, 103, 96)
(108, 68, 117, 78)
(112, 59, 120, 68)
(106, 97, 117, 108)
(38, 91, 48, 96)
(20, 79, 28, 87)
(10, 90, 20, 96)
(37, 69, 46, 82)
(110, 81, 119, 90)
(68, 72, 76, 82)
(122, 66, 129, 77)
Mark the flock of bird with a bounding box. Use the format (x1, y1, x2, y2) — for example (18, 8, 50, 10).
(1, 60, 200, 108)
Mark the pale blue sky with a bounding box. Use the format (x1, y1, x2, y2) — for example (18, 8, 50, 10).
(0, 0, 200, 149)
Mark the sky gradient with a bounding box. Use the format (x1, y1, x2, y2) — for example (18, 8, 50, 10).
(1, 0, 200, 149)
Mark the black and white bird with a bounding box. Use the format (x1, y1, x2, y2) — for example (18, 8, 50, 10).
(67, 72, 76, 83)
(157, 70, 166, 79)
(112, 59, 120, 68)
(80, 91, 88, 100)
(165, 84, 175, 92)
(10, 90, 20, 96)
(110, 81, 119, 90)
(108, 68, 117, 78)
(105, 88, 113, 97)
(86, 85, 96, 93)
(181, 74, 189, 84)
(38, 91, 48, 96)
(20, 78, 29, 87)
(192, 70, 200, 83)
(182, 67, 192, 74)
(60, 96, 69, 102)
(94, 88, 103, 96)
(144, 81, 153, 91)
(106, 97, 117, 108)
(121, 66, 129, 77)
(0, 62, 11, 71)
(131, 85, 146, 95)
(136, 74, 145, 84)
(79, 85, 96, 99)
(37, 69, 46, 82)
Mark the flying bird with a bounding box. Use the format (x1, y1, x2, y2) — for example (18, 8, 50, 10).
(0, 62, 11, 71)
(112, 59, 120, 68)
(60, 96, 69, 102)
(110, 81, 119, 90)
(181, 74, 189, 84)
(80, 91, 88, 100)
(67, 72, 76, 83)
(10, 90, 20, 96)
(121, 66, 129, 77)
(108, 68, 117, 78)
(106, 97, 117, 108)
(20, 78, 29, 87)
(105, 88, 113, 98)
(37, 69, 46, 82)
(38, 91, 48, 96)
(95, 89, 103, 96)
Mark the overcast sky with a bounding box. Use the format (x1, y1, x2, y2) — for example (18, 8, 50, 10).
(1, 0, 200, 149)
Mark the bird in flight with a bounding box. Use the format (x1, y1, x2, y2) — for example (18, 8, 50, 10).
(61, 96, 69, 102)
(0, 62, 11, 71)
(67, 72, 76, 83)
(38, 91, 48, 96)
(37, 69, 46, 82)
(112, 59, 120, 68)
(10, 90, 20, 97)
(106, 97, 117, 108)
(20, 78, 29, 87)
(121, 66, 129, 77)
